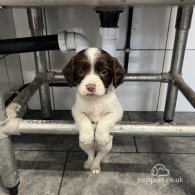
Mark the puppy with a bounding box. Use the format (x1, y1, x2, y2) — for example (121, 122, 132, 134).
(63, 48, 125, 174)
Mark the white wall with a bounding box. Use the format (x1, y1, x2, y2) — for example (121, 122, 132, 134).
(8, 6, 195, 112)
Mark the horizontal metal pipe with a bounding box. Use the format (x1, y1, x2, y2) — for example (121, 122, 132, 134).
(0, 0, 194, 7)
(6, 76, 43, 118)
(0, 35, 59, 54)
(124, 73, 166, 82)
(3, 119, 195, 136)
(171, 75, 195, 108)
(51, 72, 169, 83)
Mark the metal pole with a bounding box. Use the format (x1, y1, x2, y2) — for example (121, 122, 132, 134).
(6, 76, 44, 118)
(163, 6, 193, 122)
(124, 73, 167, 82)
(27, 8, 52, 119)
(51, 72, 169, 83)
(0, 89, 6, 122)
(2, 119, 195, 137)
(171, 75, 195, 108)
(0, 89, 19, 194)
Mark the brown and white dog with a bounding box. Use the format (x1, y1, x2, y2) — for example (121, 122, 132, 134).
(63, 48, 125, 174)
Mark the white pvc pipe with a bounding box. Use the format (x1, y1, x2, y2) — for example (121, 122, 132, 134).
(58, 31, 89, 53)
(74, 33, 90, 53)
(99, 27, 118, 57)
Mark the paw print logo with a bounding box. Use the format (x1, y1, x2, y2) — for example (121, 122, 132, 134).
(151, 164, 170, 177)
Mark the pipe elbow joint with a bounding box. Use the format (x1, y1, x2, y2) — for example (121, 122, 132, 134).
(58, 31, 89, 53)
(74, 33, 90, 53)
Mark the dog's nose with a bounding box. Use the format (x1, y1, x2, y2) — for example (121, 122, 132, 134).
(86, 83, 96, 92)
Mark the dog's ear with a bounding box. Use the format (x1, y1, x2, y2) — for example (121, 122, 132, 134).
(62, 57, 75, 87)
(112, 57, 126, 88)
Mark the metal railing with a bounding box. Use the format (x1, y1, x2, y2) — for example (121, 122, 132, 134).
(0, 5, 194, 195)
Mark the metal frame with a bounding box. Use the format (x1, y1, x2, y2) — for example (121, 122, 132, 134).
(27, 8, 52, 119)
(0, 4, 195, 195)
(0, 0, 195, 7)
(164, 6, 194, 121)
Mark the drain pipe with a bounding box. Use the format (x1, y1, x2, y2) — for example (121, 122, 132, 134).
(96, 7, 123, 57)
(0, 32, 89, 55)
(58, 31, 89, 53)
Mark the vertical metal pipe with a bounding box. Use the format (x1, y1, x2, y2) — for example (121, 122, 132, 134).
(0, 138, 19, 190)
(27, 8, 52, 119)
(0, 89, 6, 122)
(0, 89, 19, 191)
(163, 6, 193, 122)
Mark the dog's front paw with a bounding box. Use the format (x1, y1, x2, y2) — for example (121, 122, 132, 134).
(95, 132, 110, 146)
(84, 159, 94, 170)
(90, 163, 101, 175)
(79, 134, 94, 145)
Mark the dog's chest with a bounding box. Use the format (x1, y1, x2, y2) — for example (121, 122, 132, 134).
(82, 98, 106, 122)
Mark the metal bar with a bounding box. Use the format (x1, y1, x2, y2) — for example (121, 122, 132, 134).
(124, 73, 167, 82)
(0, 35, 59, 55)
(27, 8, 52, 119)
(6, 76, 43, 118)
(171, 75, 195, 108)
(3, 119, 195, 137)
(51, 72, 169, 83)
(0, 89, 7, 122)
(163, 6, 193, 122)
(0, 138, 19, 190)
(0, 0, 194, 7)
(0, 89, 19, 190)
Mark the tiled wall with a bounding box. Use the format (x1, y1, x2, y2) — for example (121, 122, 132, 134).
(1, 6, 195, 112)
(0, 8, 23, 100)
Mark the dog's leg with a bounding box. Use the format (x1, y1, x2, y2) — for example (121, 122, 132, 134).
(90, 135, 113, 174)
(95, 112, 122, 146)
(72, 107, 95, 169)
(79, 141, 95, 169)
(72, 107, 94, 145)
(91, 112, 121, 174)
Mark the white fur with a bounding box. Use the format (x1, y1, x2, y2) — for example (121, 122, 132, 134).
(77, 74, 106, 96)
(72, 48, 123, 174)
(77, 48, 105, 97)
(85, 47, 100, 66)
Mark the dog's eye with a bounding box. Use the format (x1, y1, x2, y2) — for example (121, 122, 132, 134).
(77, 69, 85, 77)
(100, 69, 108, 77)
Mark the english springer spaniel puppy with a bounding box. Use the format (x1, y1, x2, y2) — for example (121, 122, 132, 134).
(63, 48, 125, 174)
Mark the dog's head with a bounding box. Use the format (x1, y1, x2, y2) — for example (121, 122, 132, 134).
(62, 48, 126, 96)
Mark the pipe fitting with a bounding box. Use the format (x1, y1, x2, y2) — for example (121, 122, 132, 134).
(58, 31, 89, 53)
(2, 118, 21, 135)
(96, 6, 123, 28)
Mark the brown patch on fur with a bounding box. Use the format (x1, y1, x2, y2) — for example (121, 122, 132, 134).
(63, 48, 126, 88)
(62, 50, 91, 87)
(95, 50, 126, 88)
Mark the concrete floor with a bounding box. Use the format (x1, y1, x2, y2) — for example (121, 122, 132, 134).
(0, 111, 195, 195)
